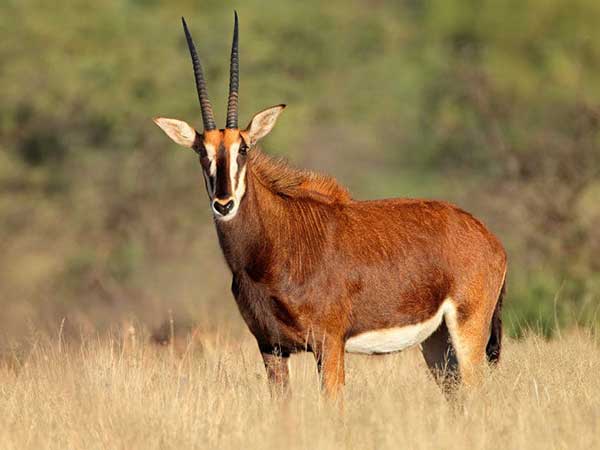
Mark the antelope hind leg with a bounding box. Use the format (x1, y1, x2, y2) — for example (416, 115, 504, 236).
(421, 321, 459, 396)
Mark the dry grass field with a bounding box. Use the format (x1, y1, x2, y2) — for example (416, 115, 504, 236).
(0, 328, 598, 450)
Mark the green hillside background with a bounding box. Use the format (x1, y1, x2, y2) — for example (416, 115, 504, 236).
(1, 0, 599, 347)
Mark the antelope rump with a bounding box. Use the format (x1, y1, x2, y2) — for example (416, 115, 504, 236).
(154, 13, 507, 398)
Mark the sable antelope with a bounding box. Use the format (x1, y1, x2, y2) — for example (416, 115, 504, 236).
(154, 13, 507, 398)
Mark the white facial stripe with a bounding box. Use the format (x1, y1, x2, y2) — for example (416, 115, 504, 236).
(202, 171, 215, 197)
(229, 141, 240, 192)
(204, 143, 216, 159)
(204, 143, 217, 176)
(201, 142, 216, 199)
(344, 299, 455, 354)
(234, 165, 247, 201)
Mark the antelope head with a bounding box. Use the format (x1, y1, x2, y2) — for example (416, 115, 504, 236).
(154, 13, 285, 221)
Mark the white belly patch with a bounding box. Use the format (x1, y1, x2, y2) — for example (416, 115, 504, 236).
(345, 300, 453, 354)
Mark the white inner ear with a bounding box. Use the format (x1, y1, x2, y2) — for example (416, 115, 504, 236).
(153, 117, 197, 148)
(247, 105, 285, 145)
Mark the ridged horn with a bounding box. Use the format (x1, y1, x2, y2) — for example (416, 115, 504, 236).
(182, 17, 216, 131)
(226, 11, 239, 129)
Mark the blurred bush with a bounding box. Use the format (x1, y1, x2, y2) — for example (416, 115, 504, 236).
(1, 0, 599, 344)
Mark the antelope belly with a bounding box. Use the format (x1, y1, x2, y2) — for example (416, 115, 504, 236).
(344, 301, 450, 354)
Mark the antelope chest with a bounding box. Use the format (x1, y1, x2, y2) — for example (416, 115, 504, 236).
(344, 300, 451, 354)
(231, 274, 310, 350)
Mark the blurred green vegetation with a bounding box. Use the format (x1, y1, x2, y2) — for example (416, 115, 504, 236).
(1, 0, 599, 344)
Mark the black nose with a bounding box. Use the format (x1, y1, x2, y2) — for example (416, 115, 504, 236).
(213, 199, 235, 216)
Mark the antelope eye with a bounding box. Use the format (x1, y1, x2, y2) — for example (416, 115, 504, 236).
(194, 143, 206, 157)
(239, 142, 248, 156)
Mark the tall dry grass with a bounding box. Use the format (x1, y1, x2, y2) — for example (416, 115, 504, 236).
(0, 329, 598, 450)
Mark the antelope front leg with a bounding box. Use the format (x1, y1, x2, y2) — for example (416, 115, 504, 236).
(315, 338, 345, 399)
(261, 349, 290, 397)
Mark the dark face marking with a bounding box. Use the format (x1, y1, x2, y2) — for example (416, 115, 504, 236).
(196, 129, 249, 220)
(214, 143, 232, 200)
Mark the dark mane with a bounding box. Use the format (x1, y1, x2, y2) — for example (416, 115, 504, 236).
(249, 150, 352, 205)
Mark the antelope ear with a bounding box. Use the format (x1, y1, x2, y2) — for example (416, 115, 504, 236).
(153, 117, 198, 148)
(243, 104, 286, 147)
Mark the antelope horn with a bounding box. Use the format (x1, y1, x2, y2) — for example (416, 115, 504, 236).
(182, 17, 216, 131)
(226, 11, 239, 129)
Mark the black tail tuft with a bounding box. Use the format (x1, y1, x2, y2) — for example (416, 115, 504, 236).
(486, 279, 505, 364)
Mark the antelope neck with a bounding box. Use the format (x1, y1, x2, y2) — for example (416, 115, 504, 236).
(214, 165, 278, 275)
